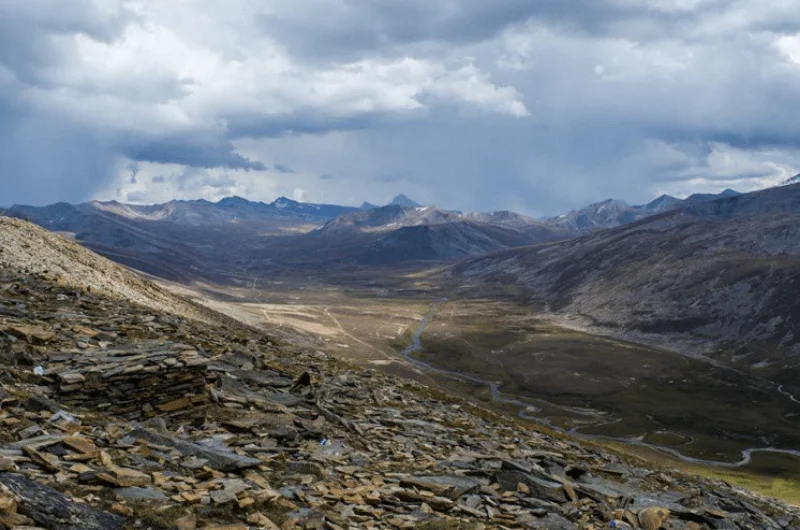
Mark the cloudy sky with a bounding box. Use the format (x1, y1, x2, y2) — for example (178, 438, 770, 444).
(2, 0, 800, 215)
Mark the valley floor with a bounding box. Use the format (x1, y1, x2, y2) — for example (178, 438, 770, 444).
(164, 278, 800, 505)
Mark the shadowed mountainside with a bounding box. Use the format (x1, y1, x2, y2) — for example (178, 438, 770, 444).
(2, 200, 566, 281)
(2, 188, 754, 285)
(452, 184, 800, 367)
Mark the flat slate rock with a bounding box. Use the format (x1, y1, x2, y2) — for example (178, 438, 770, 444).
(496, 469, 568, 503)
(129, 427, 261, 472)
(0, 472, 125, 530)
(400, 475, 486, 499)
(115, 486, 169, 501)
(528, 513, 578, 529)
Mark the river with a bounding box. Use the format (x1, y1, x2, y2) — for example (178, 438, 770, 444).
(401, 300, 800, 469)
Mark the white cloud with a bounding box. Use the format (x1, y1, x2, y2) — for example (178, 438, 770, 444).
(95, 161, 279, 205)
(775, 35, 800, 65)
(650, 142, 800, 198)
(18, 4, 528, 139)
(2, 0, 800, 212)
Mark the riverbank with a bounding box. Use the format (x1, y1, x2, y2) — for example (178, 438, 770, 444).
(396, 299, 800, 505)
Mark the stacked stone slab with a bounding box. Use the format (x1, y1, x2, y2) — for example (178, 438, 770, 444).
(52, 343, 209, 420)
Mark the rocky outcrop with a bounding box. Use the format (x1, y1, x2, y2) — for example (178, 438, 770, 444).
(52, 344, 209, 420)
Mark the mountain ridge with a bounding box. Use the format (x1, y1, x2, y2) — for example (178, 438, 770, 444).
(2, 185, 772, 283)
(783, 172, 800, 186)
(452, 183, 800, 373)
(4, 185, 752, 237)
(1, 197, 569, 277)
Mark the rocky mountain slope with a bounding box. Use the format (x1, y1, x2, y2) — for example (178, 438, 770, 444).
(1, 217, 799, 529)
(2, 188, 761, 283)
(2, 199, 565, 280)
(0, 217, 217, 323)
(545, 190, 742, 234)
(452, 184, 800, 374)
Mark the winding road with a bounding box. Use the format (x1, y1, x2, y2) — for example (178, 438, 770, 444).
(324, 307, 396, 361)
(400, 300, 800, 469)
(777, 384, 800, 404)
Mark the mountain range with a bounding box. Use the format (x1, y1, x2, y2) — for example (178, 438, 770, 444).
(4, 183, 800, 365)
(545, 188, 741, 233)
(0, 193, 562, 279)
(1, 187, 751, 276)
(452, 183, 800, 387)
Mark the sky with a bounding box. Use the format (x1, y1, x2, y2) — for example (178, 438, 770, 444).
(2, 1, 800, 216)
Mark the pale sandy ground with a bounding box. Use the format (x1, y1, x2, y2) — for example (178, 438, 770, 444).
(160, 280, 429, 368)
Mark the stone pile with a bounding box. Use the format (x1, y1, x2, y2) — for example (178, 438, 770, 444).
(0, 265, 798, 529)
(51, 344, 209, 420)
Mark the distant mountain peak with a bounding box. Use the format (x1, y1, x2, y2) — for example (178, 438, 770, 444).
(685, 189, 741, 203)
(389, 194, 422, 208)
(783, 173, 800, 186)
(644, 194, 681, 212)
(216, 196, 252, 206)
(270, 196, 298, 205)
(360, 201, 379, 210)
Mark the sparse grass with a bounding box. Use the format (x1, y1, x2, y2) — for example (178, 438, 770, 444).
(603, 442, 800, 507)
(413, 300, 800, 464)
(195, 283, 800, 505)
(700, 470, 800, 506)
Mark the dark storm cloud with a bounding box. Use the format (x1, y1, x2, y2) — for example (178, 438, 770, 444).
(0, 2, 135, 205)
(1, 0, 799, 210)
(0, 1, 132, 84)
(257, 0, 725, 60)
(0, 89, 116, 207)
(226, 113, 380, 139)
(120, 137, 266, 171)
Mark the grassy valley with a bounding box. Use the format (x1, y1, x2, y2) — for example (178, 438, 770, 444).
(173, 278, 800, 505)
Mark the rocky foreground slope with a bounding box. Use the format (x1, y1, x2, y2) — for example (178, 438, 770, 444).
(0, 217, 798, 529)
(0, 217, 218, 324)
